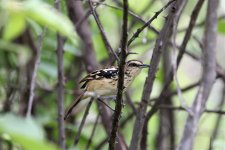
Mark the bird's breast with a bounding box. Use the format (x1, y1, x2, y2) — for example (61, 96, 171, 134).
(85, 73, 137, 96)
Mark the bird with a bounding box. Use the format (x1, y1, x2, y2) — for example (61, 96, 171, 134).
(64, 60, 150, 120)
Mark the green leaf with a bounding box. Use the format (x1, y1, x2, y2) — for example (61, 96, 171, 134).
(0, 114, 44, 140)
(12, 135, 59, 150)
(1, 0, 77, 44)
(218, 20, 225, 35)
(0, 114, 59, 150)
(3, 14, 26, 40)
(23, 0, 77, 43)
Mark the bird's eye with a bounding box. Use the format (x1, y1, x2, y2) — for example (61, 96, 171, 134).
(129, 63, 138, 67)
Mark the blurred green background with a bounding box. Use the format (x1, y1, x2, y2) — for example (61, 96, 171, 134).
(0, 0, 225, 150)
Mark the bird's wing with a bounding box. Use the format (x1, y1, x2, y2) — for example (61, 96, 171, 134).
(79, 67, 118, 89)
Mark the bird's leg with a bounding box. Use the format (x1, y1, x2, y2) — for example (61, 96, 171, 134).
(97, 98, 115, 112)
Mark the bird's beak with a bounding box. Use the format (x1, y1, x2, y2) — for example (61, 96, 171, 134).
(139, 64, 150, 68)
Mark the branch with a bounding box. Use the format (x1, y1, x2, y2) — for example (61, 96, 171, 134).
(176, 0, 205, 67)
(56, 28, 66, 150)
(149, 80, 200, 103)
(149, 104, 225, 115)
(127, 0, 175, 47)
(95, 2, 159, 35)
(175, 45, 225, 83)
(86, 113, 100, 149)
(178, 15, 225, 33)
(178, 0, 218, 148)
(74, 98, 94, 145)
(129, 0, 187, 149)
(144, 0, 205, 125)
(108, 0, 128, 149)
(66, 1, 127, 149)
(88, 1, 120, 62)
(54, 0, 66, 149)
(26, 28, 46, 117)
(171, 7, 192, 115)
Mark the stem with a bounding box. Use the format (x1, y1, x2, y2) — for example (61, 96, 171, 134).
(108, 0, 128, 149)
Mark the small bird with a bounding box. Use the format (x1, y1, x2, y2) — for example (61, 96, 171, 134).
(64, 60, 150, 120)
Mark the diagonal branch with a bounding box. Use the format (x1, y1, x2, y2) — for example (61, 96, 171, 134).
(127, 0, 175, 47)
(129, 0, 187, 149)
(95, 1, 159, 35)
(144, 0, 205, 125)
(142, 1, 205, 148)
(88, 0, 120, 62)
(26, 28, 46, 117)
(86, 113, 100, 149)
(171, 9, 193, 115)
(178, 0, 218, 149)
(74, 98, 94, 145)
(148, 104, 225, 115)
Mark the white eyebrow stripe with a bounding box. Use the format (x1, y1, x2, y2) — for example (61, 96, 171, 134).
(103, 68, 117, 71)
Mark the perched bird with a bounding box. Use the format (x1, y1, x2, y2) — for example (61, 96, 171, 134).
(64, 60, 149, 120)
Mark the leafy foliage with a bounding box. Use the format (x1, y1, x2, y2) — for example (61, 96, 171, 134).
(0, 0, 224, 150)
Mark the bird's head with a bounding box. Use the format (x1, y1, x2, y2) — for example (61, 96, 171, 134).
(125, 60, 150, 74)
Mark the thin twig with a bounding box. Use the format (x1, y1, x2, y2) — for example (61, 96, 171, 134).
(149, 104, 225, 115)
(128, 0, 157, 31)
(55, 0, 66, 149)
(127, 0, 176, 47)
(74, 98, 94, 145)
(178, 15, 225, 33)
(26, 28, 46, 117)
(151, 17, 175, 150)
(176, 0, 205, 67)
(88, 0, 120, 62)
(95, 1, 159, 35)
(97, 98, 114, 111)
(86, 113, 100, 150)
(179, 45, 225, 83)
(108, 0, 128, 149)
(171, 11, 193, 115)
(150, 80, 200, 103)
(76, 2, 101, 28)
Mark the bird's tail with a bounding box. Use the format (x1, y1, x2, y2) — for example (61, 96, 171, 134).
(64, 92, 85, 120)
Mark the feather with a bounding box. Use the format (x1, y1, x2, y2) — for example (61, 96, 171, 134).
(79, 67, 118, 89)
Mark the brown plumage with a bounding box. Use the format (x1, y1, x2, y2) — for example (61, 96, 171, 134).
(64, 60, 149, 120)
